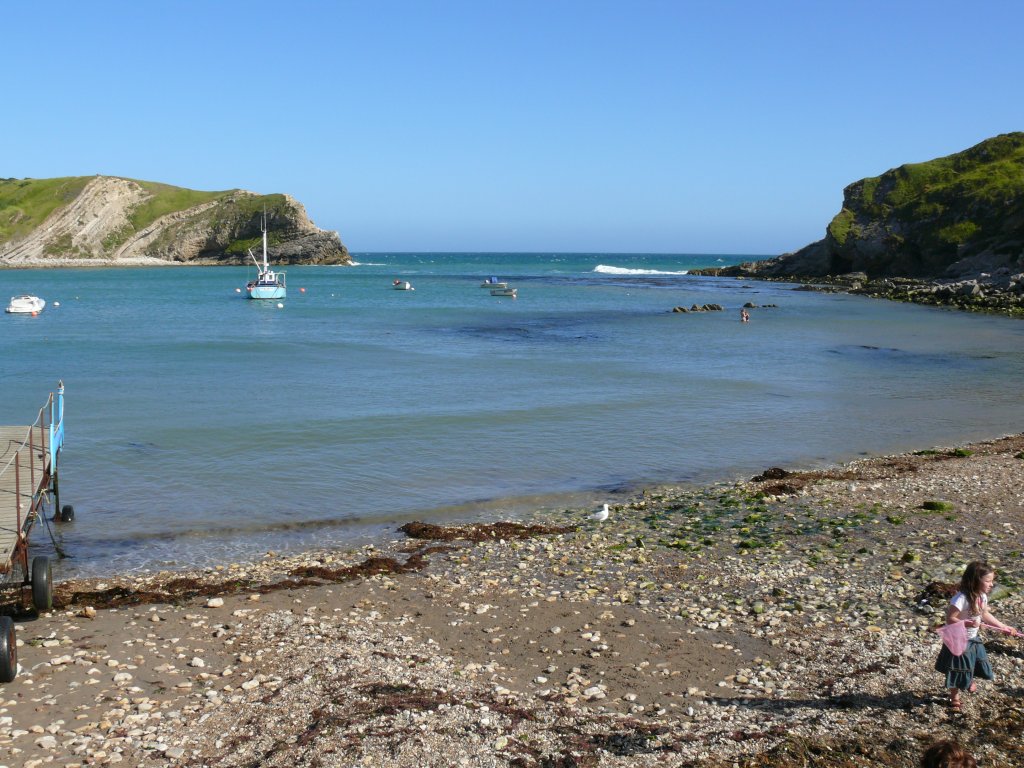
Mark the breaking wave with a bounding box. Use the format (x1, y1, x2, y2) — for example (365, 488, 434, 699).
(593, 264, 689, 276)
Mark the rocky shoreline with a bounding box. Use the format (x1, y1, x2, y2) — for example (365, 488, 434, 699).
(810, 270, 1024, 318)
(3, 434, 1024, 767)
(0, 256, 178, 268)
(690, 267, 1024, 319)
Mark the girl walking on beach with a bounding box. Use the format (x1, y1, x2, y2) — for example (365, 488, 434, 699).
(935, 560, 1021, 711)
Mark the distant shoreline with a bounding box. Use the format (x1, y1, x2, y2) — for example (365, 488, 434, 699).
(8, 257, 1023, 318)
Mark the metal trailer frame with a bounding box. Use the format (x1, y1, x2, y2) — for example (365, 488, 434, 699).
(0, 381, 66, 682)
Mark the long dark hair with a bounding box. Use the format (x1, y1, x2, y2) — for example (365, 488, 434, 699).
(959, 560, 994, 614)
(921, 739, 977, 768)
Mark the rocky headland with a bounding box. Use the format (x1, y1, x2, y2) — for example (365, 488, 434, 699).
(692, 133, 1024, 317)
(0, 176, 350, 268)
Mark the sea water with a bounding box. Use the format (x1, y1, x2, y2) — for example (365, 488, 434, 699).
(2, 253, 1023, 578)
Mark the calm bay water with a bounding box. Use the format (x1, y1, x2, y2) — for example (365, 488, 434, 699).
(2, 252, 1023, 577)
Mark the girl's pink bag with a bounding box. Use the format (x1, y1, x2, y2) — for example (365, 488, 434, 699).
(937, 621, 968, 656)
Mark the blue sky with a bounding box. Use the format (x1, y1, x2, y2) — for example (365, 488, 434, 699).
(5, 1, 1023, 254)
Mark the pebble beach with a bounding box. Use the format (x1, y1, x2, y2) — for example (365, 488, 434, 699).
(3, 433, 1024, 767)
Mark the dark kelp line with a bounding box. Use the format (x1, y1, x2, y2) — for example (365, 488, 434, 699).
(398, 521, 576, 542)
(47, 521, 574, 611)
(49, 551, 445, 610)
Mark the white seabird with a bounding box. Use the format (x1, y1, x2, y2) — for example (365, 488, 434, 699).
(590, 503, 610, 522)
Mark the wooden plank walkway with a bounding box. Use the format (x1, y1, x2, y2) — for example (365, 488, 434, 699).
(0, 424, 51, 572)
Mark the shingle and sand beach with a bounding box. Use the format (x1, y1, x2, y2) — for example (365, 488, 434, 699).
(3, 432, 1023, 767)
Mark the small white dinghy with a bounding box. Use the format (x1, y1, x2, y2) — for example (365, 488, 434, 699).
(5, 295, 46, 314)
(392, 279, 415, 291)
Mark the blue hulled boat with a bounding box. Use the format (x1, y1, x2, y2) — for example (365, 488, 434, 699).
(246, 212, 286, 301)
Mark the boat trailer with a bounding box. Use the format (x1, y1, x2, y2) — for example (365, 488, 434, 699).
(0, 381, 69, 683)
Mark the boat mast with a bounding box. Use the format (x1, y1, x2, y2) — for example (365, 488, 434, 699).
(261, 209, 269, 271)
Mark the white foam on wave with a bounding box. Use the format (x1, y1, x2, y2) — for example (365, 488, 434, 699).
(349, 261, 387, 267)
(593, 264, 689, 276)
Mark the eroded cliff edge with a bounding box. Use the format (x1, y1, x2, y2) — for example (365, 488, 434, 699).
(693, 133, 1024, 316)
(0, 175, 350, 267)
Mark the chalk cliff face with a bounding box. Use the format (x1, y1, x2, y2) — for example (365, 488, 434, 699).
(699, 133, 1024, 280)
(0, 176, 350, 267)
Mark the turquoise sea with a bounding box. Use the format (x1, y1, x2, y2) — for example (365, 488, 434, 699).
(3, 252, 1024, 578)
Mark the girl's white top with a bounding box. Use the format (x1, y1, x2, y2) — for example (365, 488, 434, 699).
(950, 591, 988, 639)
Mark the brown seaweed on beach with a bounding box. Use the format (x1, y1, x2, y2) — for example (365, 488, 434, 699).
(354, 682, 457, 718)
(288, 546, 452, 580)
(917, 580, 958, 607)
(751, 467, 792, 482)
(749, 467, 814, 495)
(50, 549, 451, 610)
(53, 578, 255, 610)
(758, 482, 806, 496)
(399, 520, 574, 542)
(752, 437, 1024, 494)
(749, 449, 982, 490)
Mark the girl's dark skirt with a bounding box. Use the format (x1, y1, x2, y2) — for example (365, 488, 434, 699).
(935, 637, 993, 691)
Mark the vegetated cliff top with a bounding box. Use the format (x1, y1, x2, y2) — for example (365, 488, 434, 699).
(0, 175, 350, 267)
(703, 132, 1024, 280)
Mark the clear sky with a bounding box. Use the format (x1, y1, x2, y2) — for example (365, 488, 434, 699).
(5, 1, 1023, 254)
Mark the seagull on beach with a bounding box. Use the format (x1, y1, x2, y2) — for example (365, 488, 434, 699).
(590, 503, 610, 522)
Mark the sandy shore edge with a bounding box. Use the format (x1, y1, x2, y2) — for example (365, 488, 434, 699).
(3, 433, 1024, 767)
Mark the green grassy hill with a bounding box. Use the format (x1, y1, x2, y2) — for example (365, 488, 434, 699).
(0, 177, 94, 241)
(824, 132, 1024, 277)
(0, 175, 350, 266)
(693, 133, 1024, 282)
(0, 176, 237, 247)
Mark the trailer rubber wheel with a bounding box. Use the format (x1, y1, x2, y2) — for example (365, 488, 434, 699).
(31, 556, 53, 612)
(58, 504, 75, 523)
(0, 615, 15, 683)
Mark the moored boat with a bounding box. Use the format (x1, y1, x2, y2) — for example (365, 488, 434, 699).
(245, 212, 286, 300)
(481, 277, 508, 289)
(393, 279, 415, 291)
(490, 287, 517, 298)
(5, 295, 46, 314)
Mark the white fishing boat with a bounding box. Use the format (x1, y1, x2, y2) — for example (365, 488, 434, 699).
(490, 287, 517, 298)
(481, 277, 508, 289)
(392, 279, 415, 291)
(5, 295, 46, 314)
(245, 212, 286, 300)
